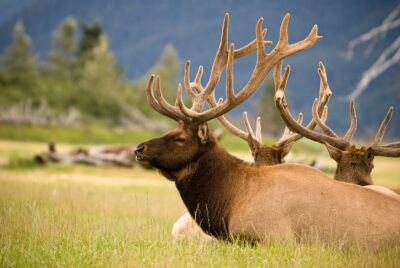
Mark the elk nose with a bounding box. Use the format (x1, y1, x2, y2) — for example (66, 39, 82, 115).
(134, 145, 144, 155)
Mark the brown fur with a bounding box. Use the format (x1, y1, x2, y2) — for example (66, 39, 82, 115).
(248, 137, 291, 166)
(136, 122, 400, 244)
(325, 143, 374, 185)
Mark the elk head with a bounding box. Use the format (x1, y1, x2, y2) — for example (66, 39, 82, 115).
(135, 118, 215, 181)
(243, 113, 294, 165)
(274, 62, 400, 185)
(325, 143, 375, 185)
(135, 13, 322, 177)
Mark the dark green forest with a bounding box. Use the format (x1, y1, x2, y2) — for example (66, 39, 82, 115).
(0, 18, 183, 130)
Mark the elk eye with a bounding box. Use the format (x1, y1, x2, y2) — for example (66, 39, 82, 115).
(175, 138, 186, 143)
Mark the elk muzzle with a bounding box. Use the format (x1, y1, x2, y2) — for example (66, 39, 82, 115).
(134, 144, 145, 161)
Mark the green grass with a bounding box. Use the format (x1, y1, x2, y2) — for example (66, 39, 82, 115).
(0, 123, 161, 145)
(1, 169, 399, 267)
(1, 137, 400, 266)
(6, 154, 40, 169)
(0, 123, 253, 152)
(0, 123, 326, 154)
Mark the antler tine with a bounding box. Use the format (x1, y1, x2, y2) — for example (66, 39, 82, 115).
(277, 113, 303, 146)
(226, 44, 236, 104)
(235, 29, 272, 59)
(274, 65, 349, 150)
(343, 99, 357, 142)
(255, 116, 262, 142)
(311, 98, 339, 138)
(145, 75, 164, 115)
(256, 18, 267, 62)
(378, 142, 400, 149)
(317, 62, 332, 106)
(154, 78, 190, 122)
(145, 75, 187, 121)
(184, 61, 197, 102)
(243, 112, 262, 145)
(360, 103, 397, 165)
(371, 148, 400, 157)
(369, 108, 400, 155)
(274, 61, 283, 92)
(371, 106, 394, 146)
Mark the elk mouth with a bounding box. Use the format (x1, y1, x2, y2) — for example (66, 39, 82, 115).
(134, 145, 148, 161)
(135, 155, 146, 161)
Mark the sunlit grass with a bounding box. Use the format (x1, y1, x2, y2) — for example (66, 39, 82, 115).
(0, 171, 399, 267)
(0, 123, 161, 145)
(1, 139, 400, 266)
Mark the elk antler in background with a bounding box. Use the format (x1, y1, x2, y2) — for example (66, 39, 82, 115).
(274, 62, 400, 185)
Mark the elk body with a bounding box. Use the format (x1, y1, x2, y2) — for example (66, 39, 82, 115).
(135, 14, 400, 244)
(137, 121, 400, 244)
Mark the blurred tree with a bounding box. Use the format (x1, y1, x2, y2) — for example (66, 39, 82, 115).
(0, 20, 40, 106)
(77, 33, 128, 123)
(257, 78, 284, 137)
(49, 16, 77, 78)
(43, 17, 79, 111)
(77, 20, 103, 58)
(148, 45, 181, 104)
(0, 18, 181, 128)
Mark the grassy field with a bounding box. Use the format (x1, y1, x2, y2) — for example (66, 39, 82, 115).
(0, 128, 400, 266)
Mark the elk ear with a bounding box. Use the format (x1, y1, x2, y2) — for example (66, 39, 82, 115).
(324, 142, 342, 162)
(198, 123, 209, 144)
(364, 147, 374, 162)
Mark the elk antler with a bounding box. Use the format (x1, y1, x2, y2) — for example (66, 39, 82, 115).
(146, 13, 322, 125)
(369, 107, 400, 156)
(273, 61, 330, 147)
(275, 63, 353, 150)
(243, 112, 263, 146)
(274, 64, 400, 156)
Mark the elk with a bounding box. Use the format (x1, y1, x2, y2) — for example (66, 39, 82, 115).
(274, 61, 400, 186)
(172, 62, 331, 241)
(171, 108, 328, 241)
(135, 14, 400, 244)
(274, 61, 400, 200)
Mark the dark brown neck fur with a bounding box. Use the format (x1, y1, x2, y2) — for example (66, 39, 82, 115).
(161, 142, 248, 238)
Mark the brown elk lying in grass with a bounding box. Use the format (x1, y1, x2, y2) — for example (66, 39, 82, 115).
(171, 63, 331, 241)
(172, 108, 329, 241)
(171, 13, 327, 242)
(135, 14, 400, 245)
(274, 61, 400, 201)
